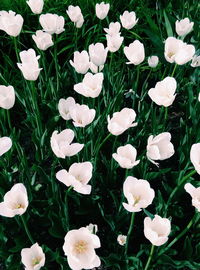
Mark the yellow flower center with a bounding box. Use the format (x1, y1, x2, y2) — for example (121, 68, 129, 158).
(74, 240, 88, 254)
(32, 257, 41, 266)
(14, 203, 24, 209)
(133, 196, 140, 206)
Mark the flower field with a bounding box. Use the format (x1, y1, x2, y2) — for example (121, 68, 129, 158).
(0, 0, 199, 269)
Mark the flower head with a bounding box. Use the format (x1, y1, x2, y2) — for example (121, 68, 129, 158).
(144, 215, 171, 246)
(39, 13, 65, 34)
(148, 77, 177, 107)
(58, 97, 76, 120)
(56, 162, 93, 194)
(0, 85, 15, 109)
(50, 129, 84, 158)
(190, 143, 200, 175)
(117, 235, 127, 246)
(26, 0, 44, 14)
(0, 10, 23, 37)
(124, 40, 145, 65)
(69, 103, 96, 127)
(70, 51, 90, 74)
(63, 227, 101, 270)
(120, 11, 138, 30)
(0, 136, 12, 156)
(148, 56, 159, 68)
(89, 43, 108, 67)
(21, 243, 45, 270)
(66, 5, 84, 28)
(32, 30, 53, 51)
(123, 176, 155, 212)
(184, 183, 200, 212)
(107, 108, 137, 136)
(95, 2, 110, 20)
(175, 18, 194, 37)
(0, 183, 28, 217)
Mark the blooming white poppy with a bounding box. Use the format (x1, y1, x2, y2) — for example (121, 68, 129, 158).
(39, 13, 65, 34)
(164, 37, 195, 65)
(123, 176, 155, 212)
(74, 72, 104, 98)
(17, 49, 42, 81)
(56, 162, 93, 194)
(104, 22, 121, 36)
(0, 10, 23, 37)
(0, 136, 12, 156)
(58, 97, 76, 120)
(117, 235, 127, 246)
(69, 104, 96, 127)
(0, 85, 15, 109)
(147, 132, 175, 164)
(120, 11, 138, 30)
(184, 183, 200, 211)
(66, 5, 84, 28)
(148, 77, 177, 107)
(148, 56, 159, 68)
(50, 129, 84, 158)
(190, 143, 200, 174)
(21, 243, 45, 270)
(0, 183, 28, 217)
(144, 215, 171, 246)
(124, 40, 145, 65)
(89, 43, 108, 67)
(106, 33, 124, 53)
(32, 30, 53, 51)
(107, 108, 137, 136)
(70, 51, 90, 74)
(63, 227, 101, 270)
(191, 55, 200, 67)
(95, 2, 110, 20)
(26, 0, 44, 14)
(112, 144, 140, 169)
(175, 18, 194, 37)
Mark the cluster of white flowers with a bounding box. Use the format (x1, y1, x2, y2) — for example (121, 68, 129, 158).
(0, 1, 199, 270)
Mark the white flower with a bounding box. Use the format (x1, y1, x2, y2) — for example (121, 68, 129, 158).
(66, 5, 84, 28)
(56, 162, 93, 195)
(0, 10, 23, 37)
(32, 30, 53, 51)
(89, 43, 108, 67)
(58, 97, 76, 120)
(184, 183, 200, 212)
(190, 143, 200, 175)
(50, 129, 84, 158)
(148, 77, 177, 107)
(148, 56, 159, 68)
(147, 132, 175, 164)
(0, 85, 15, 109)
(63, 227, 101, 270)
(69, 103, 96, 127)
(106, 33, 124, 53)
(95, 2, 110, 20)
(112, 144, 140, 169)
(107, 108, 137, 136)
(21, 243, 45, 270)
(17, 49, 42, 81)
(175, 18, 194, 37)
(89, 62, 104, 73)
(26, 0, 44, 14)
(191, 55, 200, 67)
(144, 215, 171, 246)
(39, 13, 65, 34)
(0, 183, 28, 218)
(123, 176, 155, 212)
(104, 22, 121, 36)
(70, 51, 90, 74)
(117, 235, 127, 246)
(164, 37, 195, 65)
(0, 136, 12, 156)
(124, 40, 145, 65)
(120, 11, 138, 30)
(86, 224, 98, 234)
(74, 72, 104, 98)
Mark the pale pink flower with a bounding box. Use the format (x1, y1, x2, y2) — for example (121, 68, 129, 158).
(0, 10, 23, 37)
(69, 103, 96, 127)
(89, 43, 108, 66)
(117, 235, 127, 246)
(175, 18, 194, 37)
(39, 13, 65, 34)
(21, 243, 45, 270)
(58, 97, 76, 120)
(184, 183, 200, 211)
(56, 162, 93, 194)
(96, 2, 110, 20)
(190, 143, 200, 175)
(144, 215, 171, 246)
(70, 51, 90, 74)
(106, 33, 124, 52)
(120, 11, 138, 30)
(148, 56, 159, 68)
(0, 137, 12, 156)
(26, 0, 44, 14)
(32, 30, 53, 51)
(123, 176, 155, 212)
(0, 85, 15, 109)
(124, 40, 145, 65)
(66, 5, 84, 28)
(0, 183, 28, 217)
(104, 22, 121, 36)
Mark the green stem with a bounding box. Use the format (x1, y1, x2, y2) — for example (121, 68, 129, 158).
(54, 37, 59, 95)
(164, 107, 168, 121)
(13, 37, 20, 62)
(6, 110, 12, 130)
(171, 64, 177, 77)
(165, 169, 196, 214)
(94, 133, 112, 155)
(125, 212, 135, 256)
(21, 215, 34, 244)
(144, 245, 155, 270)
